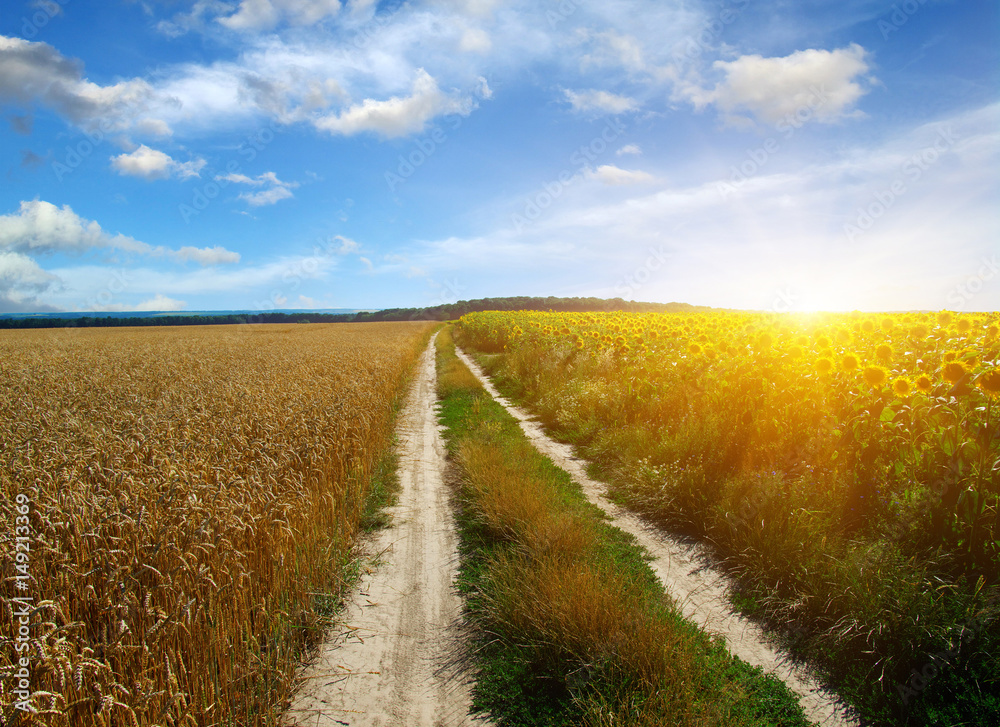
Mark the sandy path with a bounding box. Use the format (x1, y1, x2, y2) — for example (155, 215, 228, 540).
(455, 348, 859, 727)
(285, 336, 479, 727)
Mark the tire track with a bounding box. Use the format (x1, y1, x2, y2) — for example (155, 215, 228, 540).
(286, 336, 479, 727)
(455, 347, 858, 727)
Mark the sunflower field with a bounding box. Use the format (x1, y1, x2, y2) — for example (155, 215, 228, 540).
(457, 309, 999, 726)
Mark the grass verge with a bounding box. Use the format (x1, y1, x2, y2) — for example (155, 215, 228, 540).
(435, 326, 811, 727)
(458, 330, 1000, 727)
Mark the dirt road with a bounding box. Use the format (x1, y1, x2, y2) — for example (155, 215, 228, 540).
(286, 336, 479, 727)
(455, 348, 859, 727)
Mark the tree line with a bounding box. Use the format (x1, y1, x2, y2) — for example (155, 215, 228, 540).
(0, 296, 709, 329)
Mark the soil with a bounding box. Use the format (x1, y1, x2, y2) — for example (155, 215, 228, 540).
(285, 336, 482, 727)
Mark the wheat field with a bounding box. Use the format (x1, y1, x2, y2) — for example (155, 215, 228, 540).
(0, 322, 433, 726)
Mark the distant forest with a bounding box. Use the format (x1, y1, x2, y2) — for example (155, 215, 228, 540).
(0, 297, 710, 329)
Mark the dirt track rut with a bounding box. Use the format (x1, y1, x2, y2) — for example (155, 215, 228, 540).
(286, 336, 478, 727)
(455, 347, 859, 727)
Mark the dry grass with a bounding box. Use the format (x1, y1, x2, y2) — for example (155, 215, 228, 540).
(0, 322, 432, 726)
(438, 334, 800, 726)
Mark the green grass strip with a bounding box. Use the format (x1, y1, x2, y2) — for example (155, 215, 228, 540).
(435, 326, 812, 727)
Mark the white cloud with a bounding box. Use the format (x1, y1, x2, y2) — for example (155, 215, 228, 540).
(459, 27, 491, 54)
(586, 165, 656, 186)
(580, 30, 646, 73)
(0, 250, 62, 312)
(111, 145, 206, 180)
(564, 89, 638, 115)
(0, 35, 167, 134)
(314, 69, 472, 138)
(218, 171, 299, 206)
(0, 200, 240, 267)
(688, 44, 873, 127)
(131, 294, 187, 312)
(174, 246, 242, 265)
(617, 144, 642, 156)
(218, 0, 342, 31)
(333, 235, 360, 254)
(407, 104, 999, 312)
(0, 200, 122, 254)
(241, 186, 295, 206)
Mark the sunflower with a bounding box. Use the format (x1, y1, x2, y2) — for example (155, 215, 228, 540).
(977, 369, 1000, 398)
(863, 365, 889, 388)
(688, 342, 702, 355)
(875, 344, 893, 362)
(956, 319, 972, 334)
(892, 377, 913, 398)
(861, 320, 876, 333)
(942, 360, 969, 384)
(937, 311, 954, 327)
(816, 358, 834, 375)
(915, 374, 934, 393)
(910, 324, 929, 340)
(842, 353, 860, 372)
(881, 318, 895, 332)
(758, 332, 773, 348)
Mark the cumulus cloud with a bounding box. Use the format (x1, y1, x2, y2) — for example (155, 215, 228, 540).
(617, 144, 642, 156)
(314, 69, 472, 138)
(0, 35, 166, 134)
(0, 250, 61, 312)
(0, 200, 239, 263)
(217, 171, 299, 206)
(111, 145, 206, 180)
(564, 89, 639, 115)
(685, 44, 873, 127)
(586, 164, 656, 186)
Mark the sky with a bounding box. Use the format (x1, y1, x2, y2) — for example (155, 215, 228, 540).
(0, 0, 997, 315)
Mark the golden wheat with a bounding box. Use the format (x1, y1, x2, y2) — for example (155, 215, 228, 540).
(1, 322, 433, 726)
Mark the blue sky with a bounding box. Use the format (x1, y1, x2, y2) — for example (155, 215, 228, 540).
(1, 0, 997, 314)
